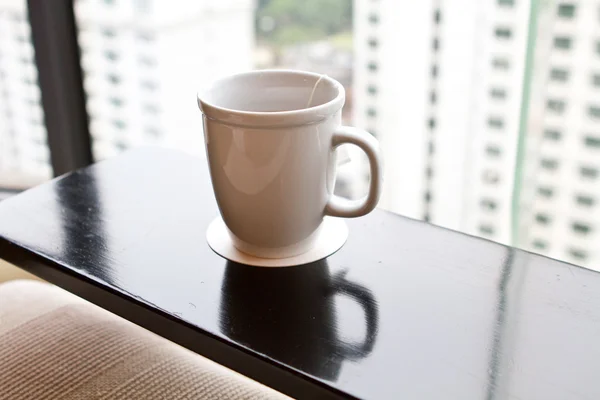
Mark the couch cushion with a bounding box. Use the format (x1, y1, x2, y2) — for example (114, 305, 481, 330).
(0, 280, 291, 400)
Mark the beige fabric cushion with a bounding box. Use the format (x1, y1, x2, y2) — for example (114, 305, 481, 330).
(0, 280, 291, 400)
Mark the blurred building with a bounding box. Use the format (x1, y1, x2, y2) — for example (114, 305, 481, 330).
(279, 41, 352, 87)
(519, 0, 600, 267)
(354, 0, 600, 270)
(0, 0, 51, 187)
(75, 0, 254, 161)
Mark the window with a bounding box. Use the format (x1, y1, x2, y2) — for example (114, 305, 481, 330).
(102, 28, 116, 38)
(547, 99, 566, 113)
(584, 136, 600, 148)
(538, 186, 554, 198)
(572, 221, 592, 234)
(113, 120, 126, 130)
(532, 240, 548, 250)
(114, 140, 127, 151)
(428, 141, 435, 155)
(109, 97, 123, 107)
(424, 191, 432, 203)
(486, 145, 502, 157)
(588, 105, 600, 119)
(569, 248, 588, 261)
(483, 170, 500, 184)
(557, 3, 576, 18)
(492, 57, 510, 70)
(490, 88, 506, 99)
(535, 213, 552, 225)
(553, 36, 572, 49)
(541, 158, 559, 170)
(10, 0, 598, 270)
(479, 224, 495, 235)
(544, 129, 562, 141)
(494, 27, 512, 39)
(480, 198, 498, 211)
(488, 117, 504, 129)
(580, 166, 599, 179)
(426, 166, 433, 178)
(576, 194, 595, 207)
(107, 74, 120, 84)
(104, 50, 119, 61)
(550, 68, 569, 82)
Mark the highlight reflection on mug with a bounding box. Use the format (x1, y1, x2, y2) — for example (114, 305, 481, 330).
(219, 260, 379, 381)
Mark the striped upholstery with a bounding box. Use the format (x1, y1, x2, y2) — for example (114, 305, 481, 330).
(0, 280, 291, 400)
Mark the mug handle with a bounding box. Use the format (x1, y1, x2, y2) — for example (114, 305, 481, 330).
(331, 270, 379, 359)
(326, 126, 383, 218)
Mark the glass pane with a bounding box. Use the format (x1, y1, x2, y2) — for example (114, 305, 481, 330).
(0, 0, 52, 189)
(74, 0, 255, 161)
(71, 0, 600, 272)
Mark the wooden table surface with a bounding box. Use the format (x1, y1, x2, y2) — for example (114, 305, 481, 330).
(1, 148, 600, 400)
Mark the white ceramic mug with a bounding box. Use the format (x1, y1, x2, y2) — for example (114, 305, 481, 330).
(197, 70, 382, 259)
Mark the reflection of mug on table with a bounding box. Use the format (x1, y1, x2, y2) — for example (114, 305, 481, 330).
(197, 70, 382, 259)
(219, 261, 378, 382)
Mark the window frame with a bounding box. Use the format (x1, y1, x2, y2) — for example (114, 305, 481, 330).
(27, 0, 93, 177)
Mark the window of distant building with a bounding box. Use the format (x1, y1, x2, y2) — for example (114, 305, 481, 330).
(492, 57, 510, 70)
(557, 3, 576, 18)
(538, 186, 554, 198)
(550, 68, 569, 82)
(580, 165, 599, 179)
(547, 98, 566, 113)
(553, 36, 572, 50)
(544, 128, 562, 141)
(494, 27, 512, 39)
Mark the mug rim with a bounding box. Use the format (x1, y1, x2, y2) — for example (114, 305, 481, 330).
(197, 69, 345, 128)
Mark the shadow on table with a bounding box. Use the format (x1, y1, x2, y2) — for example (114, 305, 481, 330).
(219, 259, 378, 382)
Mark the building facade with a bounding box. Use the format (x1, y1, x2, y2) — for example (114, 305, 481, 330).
(75, 0, 255, 161)
(0, 0, 51, 187)
(354, 0, 600, 270)
(520, 0, 600, 267)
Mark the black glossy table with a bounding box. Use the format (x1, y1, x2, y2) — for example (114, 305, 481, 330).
(2, 148, 600, 400)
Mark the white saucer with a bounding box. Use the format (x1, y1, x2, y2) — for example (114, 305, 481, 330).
(206, 217, 348, 267)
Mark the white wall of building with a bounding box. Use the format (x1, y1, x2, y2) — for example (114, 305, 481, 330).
(0, 0, 51, 186)
(353, 0, 433, 220)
